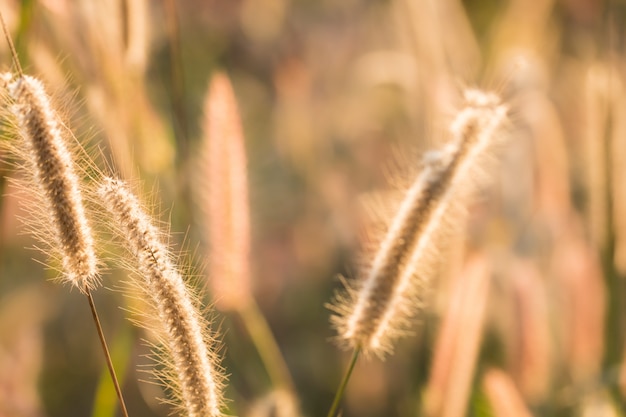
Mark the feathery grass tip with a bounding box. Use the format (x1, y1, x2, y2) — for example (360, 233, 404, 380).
(329, 88, 507, 357)
(198, 71, 252, 311)
(1, 72, 98, 292)
(97, 176, 224, 417)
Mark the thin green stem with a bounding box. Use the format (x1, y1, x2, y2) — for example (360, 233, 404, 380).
(239, 299, 296, 393)
(163, 0, 189, 163)
(86, 291, 130, 417)
(326, 347, 361, 417)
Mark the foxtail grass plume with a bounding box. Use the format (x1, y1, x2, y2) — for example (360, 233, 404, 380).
(1, 73, 98, 292)
(98, 177, 224, 417)
(329, 89, 507, 357)
(197, 72, 252, 311)
(196, 73, 297, 398)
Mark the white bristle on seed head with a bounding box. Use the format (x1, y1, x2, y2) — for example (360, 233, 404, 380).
(2, 72, 99, 292)
(97, 177, 224, 417)
(330, 88, 507, 357)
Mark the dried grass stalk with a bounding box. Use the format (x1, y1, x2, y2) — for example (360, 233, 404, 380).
(482, 368, 533, 417)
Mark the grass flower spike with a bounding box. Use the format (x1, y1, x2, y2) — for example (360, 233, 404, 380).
(196, 71, 297, 397)
(1, 72, 98, 292)
(0, 53, 127, 414)
(199, 71, 252, 311)
(98, 177, 224, 417)
(329, 88, 507, 357)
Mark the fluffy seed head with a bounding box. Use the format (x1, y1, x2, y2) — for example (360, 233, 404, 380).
(1, 73, 98, 292)
(197, 72, 252, 311)
(329, 88, 507, 357)
(97, 177, 223, 417)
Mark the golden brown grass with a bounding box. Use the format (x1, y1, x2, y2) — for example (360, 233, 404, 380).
(0, 1, 624, 417)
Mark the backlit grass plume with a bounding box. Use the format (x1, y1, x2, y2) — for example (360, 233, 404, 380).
(329, 88, 507, 357)
(0, 72, 99, 292)
(197, 71, 252, 311)
(98, 176, 224, 417)
(195, 72, 297, 396)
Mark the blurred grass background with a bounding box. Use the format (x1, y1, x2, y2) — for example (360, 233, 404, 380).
(0, 0, 626, 416)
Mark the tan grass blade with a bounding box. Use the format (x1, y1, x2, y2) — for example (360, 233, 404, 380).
(423, 255, 490, 417)
(507, 259, 552, 403)
(551, 231, 605, 383)
(482, 368, 534, 417)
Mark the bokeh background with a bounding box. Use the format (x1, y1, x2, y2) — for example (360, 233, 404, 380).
(0, 0, 625, 416)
